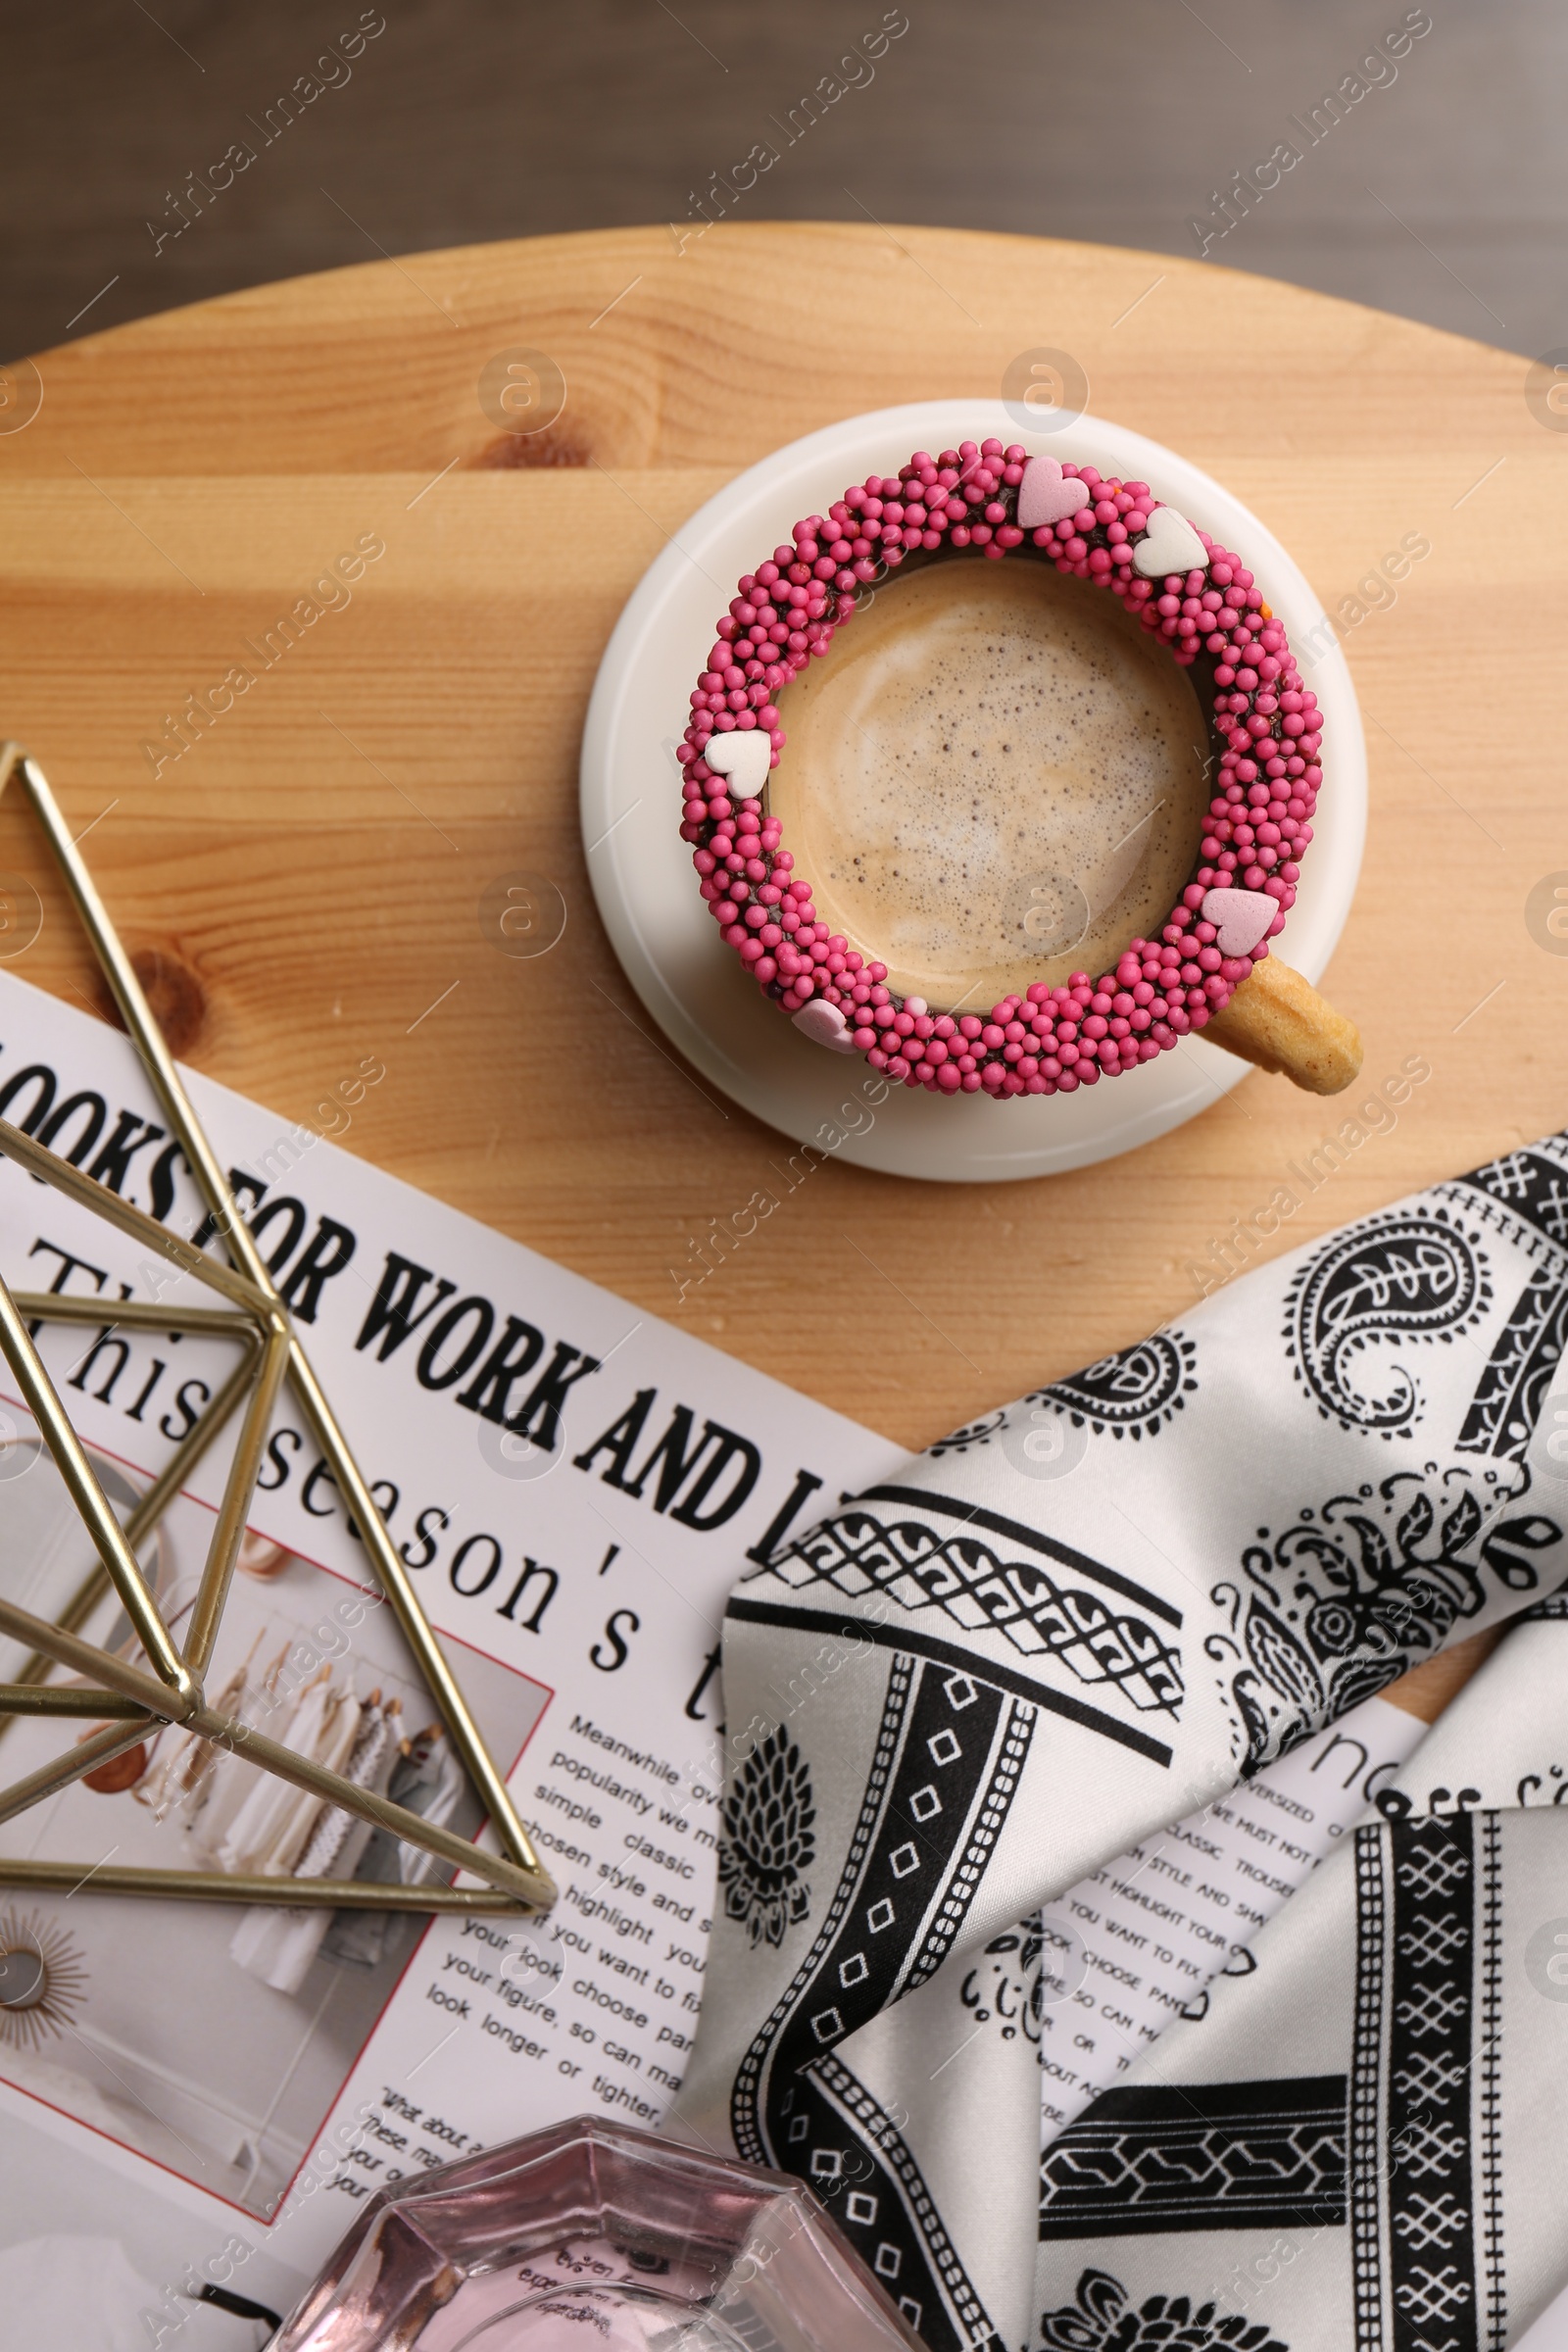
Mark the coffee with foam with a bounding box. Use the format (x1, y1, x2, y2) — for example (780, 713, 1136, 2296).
(768, 558, 1211, 1007)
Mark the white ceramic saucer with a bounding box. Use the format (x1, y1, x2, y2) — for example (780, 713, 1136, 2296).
(579, 400, 1365, 1183)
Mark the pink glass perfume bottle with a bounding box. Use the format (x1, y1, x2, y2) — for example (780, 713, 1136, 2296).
(271, 2114, 927, 2350)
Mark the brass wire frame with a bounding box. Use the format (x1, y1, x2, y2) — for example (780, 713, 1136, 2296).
(0, 742, 556, 1916)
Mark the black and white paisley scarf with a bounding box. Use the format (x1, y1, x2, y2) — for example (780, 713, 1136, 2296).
(670, 1138, 1568, 2352)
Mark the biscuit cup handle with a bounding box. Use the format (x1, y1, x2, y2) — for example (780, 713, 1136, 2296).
(1203, 956, 1363, 1096)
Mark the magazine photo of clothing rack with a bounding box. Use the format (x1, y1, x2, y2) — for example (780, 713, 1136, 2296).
(0, 1458, 550, 2218)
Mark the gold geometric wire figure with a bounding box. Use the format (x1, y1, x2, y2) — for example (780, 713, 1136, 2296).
(0, 742, 556, 1917)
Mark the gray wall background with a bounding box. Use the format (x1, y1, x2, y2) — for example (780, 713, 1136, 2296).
(3, 1, 1558, 365)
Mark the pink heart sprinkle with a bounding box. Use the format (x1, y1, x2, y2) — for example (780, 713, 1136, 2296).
(1016, 456, 1094, 531)
(1200, 887, 1278, 958)
(791, 1001, 858, 1054)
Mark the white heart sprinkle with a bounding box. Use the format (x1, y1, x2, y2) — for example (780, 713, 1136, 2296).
(703, 732, 771, 794)
(1016, 456, 1093, 531)
(1200, 887, 1278, 957)
(791, 1001, 858, 1054)
(1133, 504, 1209, 580)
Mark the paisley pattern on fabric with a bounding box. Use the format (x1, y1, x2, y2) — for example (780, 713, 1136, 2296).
(717, 1724, 817, 1949)
(1283, 1212, 1492, 1438)
(1030, 1334, 1199, 1440)
(1040, 2266, 1288, 2351)
(960, 1916, 1045, 2047)
(930, 1408, 1009, 1456)
(1211, 1465, 1562, 1771)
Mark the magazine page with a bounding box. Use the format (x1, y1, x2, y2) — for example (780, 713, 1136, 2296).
(0, 968, 905, 2345)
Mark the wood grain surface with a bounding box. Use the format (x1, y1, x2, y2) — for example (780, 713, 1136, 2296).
(0, 222, 1561, 1487)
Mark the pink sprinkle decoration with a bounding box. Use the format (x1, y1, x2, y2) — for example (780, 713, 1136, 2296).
(676, 439, 1320, 1102)
(1016, 455, 1094, 531)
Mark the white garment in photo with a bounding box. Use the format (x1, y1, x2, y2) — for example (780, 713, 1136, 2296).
(212, 1675, 334, 1878)
(220, 1680, 359, 1886)
(229, 1698, 399, 1994)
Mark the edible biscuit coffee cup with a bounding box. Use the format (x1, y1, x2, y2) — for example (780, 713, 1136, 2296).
(680, 437, 1360, 1102)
